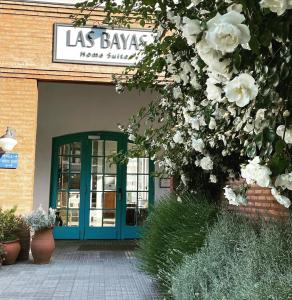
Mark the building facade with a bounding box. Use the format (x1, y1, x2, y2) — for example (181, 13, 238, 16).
(0, 0, 170, 240)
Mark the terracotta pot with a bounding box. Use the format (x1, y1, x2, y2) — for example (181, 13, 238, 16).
(31, 228, 55, 264)
(2, 239, 21, 265)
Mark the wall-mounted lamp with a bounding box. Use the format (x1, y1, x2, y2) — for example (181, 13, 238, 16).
(0, 127, 17, 152)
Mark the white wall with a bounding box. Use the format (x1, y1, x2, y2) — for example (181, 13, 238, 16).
(34, 82, 169, 209)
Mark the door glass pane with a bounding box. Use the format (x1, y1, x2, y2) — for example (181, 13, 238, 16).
(104, 176, 116, 191)
(59, 144, 70, 156)
(58, 173, 69, 190)
(127, 175, 137, 191)
(68, 192, 80, 208)
(138, 192, 148, 208)
(126, 144, 151, 227)
(68, 209, 79, 226)
(59, 156, 69, 172)
(105, 158, 117, 174)
(127, 158, 138, 173)
(91, 175, 103, 191)
(70, 157, 81, 173)
(105, 141, 117, 156)
(103, 210, 116, 227)
(104, 192, 116, 209)
(57, 192, 68, 209)
(89, 140, 117, 228)
(56, 209, 67, 226)
(126, 207, 136, 226)
(90, 210, 102, 227)
(90, 192, 103, 209)
(127, 192, 137, 205)
(69, 173, 80, 189)
(71, 142, 81, 156)
(56, 142, 81, 228)
(91, 157, 103, 173)
(92, 140, 104, 156)
(138, 175, 149, 191)
(138, 158, 149, 174)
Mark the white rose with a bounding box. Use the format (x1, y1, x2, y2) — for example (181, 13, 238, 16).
(206, 11, 250, 53)
(275, 173, 292, 190)
(181, 17, 201, 45)
(190, 75, 201, 89)
(206, 77, 222, 101)
(208, 117, 217, 130)
(241, 156, 272, 187)
(271, 188, 291, 208)
(173, 86, 183, 99)
(196, 39, 231, 75)
(128, 134, 136, 141)
(173, 131, 184, 144)
(224, 73, 258, 107)
(187, 97, 195, 111)
(187, 0, 202, 9)
(223, 186, 238, 205)
(276, 125, 292, 144)
(210, 174, 217, 183)
(227, 3, 243, 13)
(192, 138, 205, 153)
(236, 194, 248, 205)
(181, 174, 188, 186)
(260, 0, 291, 16)
(189, 117, 200, 130)
(200, 156, 213, 170)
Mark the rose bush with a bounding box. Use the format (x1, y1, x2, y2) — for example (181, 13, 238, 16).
(74, 0, 292, 207)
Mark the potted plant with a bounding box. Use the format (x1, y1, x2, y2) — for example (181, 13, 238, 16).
(25, 206, 56, 264)
(0, 207, 21, 265)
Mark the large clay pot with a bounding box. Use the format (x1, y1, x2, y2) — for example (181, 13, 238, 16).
(2, 239, 21, 265)
(31, 228, 55, 264)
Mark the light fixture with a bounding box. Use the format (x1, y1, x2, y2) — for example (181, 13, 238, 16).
(0, 127, 17, 152)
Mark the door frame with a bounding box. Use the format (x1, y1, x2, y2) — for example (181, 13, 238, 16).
(49, 131, 155, 240)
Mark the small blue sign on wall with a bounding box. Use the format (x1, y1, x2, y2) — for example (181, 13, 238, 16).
(0, 153, 19, 169)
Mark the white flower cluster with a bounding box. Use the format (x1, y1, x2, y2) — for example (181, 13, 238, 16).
(224, 186, 247, 206)
(260, 0, 292, 16)
(165, 4, 291, 207)
(117, 0, 291, 208)
(25, 206, 56, 232)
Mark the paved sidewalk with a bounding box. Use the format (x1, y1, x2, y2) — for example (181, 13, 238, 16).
(0, 241, 159, 300)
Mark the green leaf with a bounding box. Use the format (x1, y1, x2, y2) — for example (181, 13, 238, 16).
(255, 133, 263, 150)
(249, 36, 260, 55)
(269, 155, 288, 175)
(246, 143, 257, 158)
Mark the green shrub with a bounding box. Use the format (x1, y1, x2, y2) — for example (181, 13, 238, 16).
(136, 192, 217, 295)
(0, 243, 5, 266)
(0, 207, 20, 241)
(171, 213, 292, 300)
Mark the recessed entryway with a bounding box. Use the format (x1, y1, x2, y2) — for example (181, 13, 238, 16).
(50, 131, 154, 240)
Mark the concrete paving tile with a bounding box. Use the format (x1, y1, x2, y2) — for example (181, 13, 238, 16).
(0, 240, 159, 300)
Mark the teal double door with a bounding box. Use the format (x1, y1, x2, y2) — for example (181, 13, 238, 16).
(50, 132, 154, 240)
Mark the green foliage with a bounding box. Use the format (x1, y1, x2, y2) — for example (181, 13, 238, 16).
(136, 193, 217, 295)
(0, 207, 20, 242)
(0, 243, 5, 266)
(171, 213, 292, 300)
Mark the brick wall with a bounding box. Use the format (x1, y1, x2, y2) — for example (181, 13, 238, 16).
(0, 78, 38, 214)
(226, 179, 290, 219)
(0, 0, 139, 83)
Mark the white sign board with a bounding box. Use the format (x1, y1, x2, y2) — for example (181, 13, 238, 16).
(53, 24, 154, 66)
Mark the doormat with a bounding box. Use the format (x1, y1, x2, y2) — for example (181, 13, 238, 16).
(78, 240, 138, 251)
